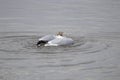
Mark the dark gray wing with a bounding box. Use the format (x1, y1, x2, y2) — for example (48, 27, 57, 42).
(39, 35, 55, 41)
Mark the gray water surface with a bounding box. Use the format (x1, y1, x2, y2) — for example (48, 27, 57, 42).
(0, 0, 120, 80)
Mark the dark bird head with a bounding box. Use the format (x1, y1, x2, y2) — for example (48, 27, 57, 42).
(36, 40, 48, 46)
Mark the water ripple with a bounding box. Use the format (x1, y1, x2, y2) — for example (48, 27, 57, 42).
(0, 34, 109, 54)
(33, 61, 96, 68)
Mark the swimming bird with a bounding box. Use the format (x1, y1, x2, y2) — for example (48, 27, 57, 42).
(37, 32, 74, 46)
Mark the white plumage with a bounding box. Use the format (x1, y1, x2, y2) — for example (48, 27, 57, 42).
(37, 33, 74, 46)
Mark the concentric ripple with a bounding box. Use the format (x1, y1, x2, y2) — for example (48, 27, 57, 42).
(0, 34, 109, 54)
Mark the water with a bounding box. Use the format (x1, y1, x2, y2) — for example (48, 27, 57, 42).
(0, 0, 120, 80)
